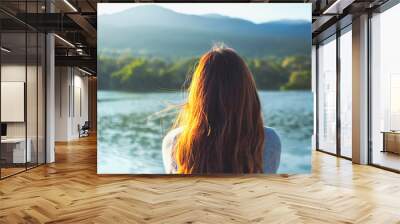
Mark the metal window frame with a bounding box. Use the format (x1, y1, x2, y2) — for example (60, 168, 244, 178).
(367, 0, 400, 173)
(315, 21, 353, 161)
(315, 0, 400, 173)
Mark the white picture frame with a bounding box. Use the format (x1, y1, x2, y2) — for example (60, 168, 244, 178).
(1, 81, 25, 122)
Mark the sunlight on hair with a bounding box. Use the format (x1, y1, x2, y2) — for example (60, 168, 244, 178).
(173, 46, 265, 174)
(211, 42, 229, 52)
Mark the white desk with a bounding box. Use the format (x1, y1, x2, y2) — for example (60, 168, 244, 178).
(1, 138, 31, 163)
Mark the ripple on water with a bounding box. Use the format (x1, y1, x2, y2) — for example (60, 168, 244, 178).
(98, 90, 313, 174)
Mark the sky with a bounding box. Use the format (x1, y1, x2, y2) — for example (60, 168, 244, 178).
(98, 3, 311, 24)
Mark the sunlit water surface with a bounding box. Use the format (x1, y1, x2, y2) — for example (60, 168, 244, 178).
(98, 90, 313, 174)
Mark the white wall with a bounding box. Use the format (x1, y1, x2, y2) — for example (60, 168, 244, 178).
(72, 73, 89, 138)
(55, 66, 69, 141)
(55, 67, 89, 141)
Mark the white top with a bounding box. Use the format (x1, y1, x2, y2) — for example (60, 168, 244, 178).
(162, 127, 282, 174)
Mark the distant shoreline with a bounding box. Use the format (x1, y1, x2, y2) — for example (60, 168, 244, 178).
(99, 55, 311, 92)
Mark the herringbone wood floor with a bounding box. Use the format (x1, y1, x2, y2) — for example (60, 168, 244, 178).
(1, 135, 400, 224)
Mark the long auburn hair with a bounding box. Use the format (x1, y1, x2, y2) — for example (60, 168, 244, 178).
(173, 46, 265, 174)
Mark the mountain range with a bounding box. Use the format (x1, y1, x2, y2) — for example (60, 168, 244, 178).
(98, 5, 311, 58)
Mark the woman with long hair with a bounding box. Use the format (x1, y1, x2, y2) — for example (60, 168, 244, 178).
(162, 46, 281, 174)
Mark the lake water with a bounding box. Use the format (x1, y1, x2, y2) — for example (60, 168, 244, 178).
(98, 90, 313, 174)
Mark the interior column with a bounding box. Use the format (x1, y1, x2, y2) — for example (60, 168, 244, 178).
(352, 14, 369, 164)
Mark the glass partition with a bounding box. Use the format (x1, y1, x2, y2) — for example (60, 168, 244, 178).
(339, 27, 352, 158)
(0, 1, 46, 179)
(317, 35, 337, 154)
(1, 30, 28, 177)
(26, 0, 46, 169)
